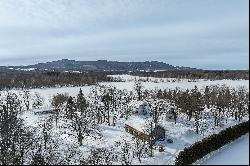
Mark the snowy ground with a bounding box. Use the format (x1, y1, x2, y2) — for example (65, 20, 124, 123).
(8, 74, 249, 107)
(200, 133, 249, 165)
(2, 74, 249, 165)
(108, 74, 249, 91)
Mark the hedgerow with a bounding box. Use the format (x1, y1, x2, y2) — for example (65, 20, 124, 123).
(175, 121, 249, 165)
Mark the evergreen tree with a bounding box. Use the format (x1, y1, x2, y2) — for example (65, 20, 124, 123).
(76, 88, 88, 117)
(65, 96, 76, 120)
(204, 86, 210, 109)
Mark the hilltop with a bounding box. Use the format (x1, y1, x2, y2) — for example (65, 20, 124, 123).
(4, 59, 196, 72)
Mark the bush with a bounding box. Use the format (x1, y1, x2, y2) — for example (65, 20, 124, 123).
(51, 93, 69, 108)
(175, 121, 249, 165)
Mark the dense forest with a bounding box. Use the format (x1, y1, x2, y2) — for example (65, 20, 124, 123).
(1, 69, 248, 90)
(131, 70, 249, 80)
(0, 71, 113, 90)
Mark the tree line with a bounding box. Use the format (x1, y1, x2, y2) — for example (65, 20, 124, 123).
(131, 70, 249, 80)
(156, 85, 248, 134)
(0, 71, 113, 90)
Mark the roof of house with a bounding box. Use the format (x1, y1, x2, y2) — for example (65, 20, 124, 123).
(125, 115, 155, 134)
(32, 107, 56, 113)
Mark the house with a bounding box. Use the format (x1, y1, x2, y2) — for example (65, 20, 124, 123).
(152, 125, 165, 141)
(132, 101, 150, 116)
(165, 109, 177, 122)
(137, 101, 149, 115)
(33, 107, 59, 115)
(125, 124, 151, 142)
(124, 116, 166, 144)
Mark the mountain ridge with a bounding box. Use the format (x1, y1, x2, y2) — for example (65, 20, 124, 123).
(2, 59, 197, 72)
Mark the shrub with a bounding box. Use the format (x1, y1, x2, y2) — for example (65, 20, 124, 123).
(175, 121, 249, 165)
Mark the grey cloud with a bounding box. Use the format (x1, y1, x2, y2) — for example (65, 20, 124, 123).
(0, 0, 248, 69)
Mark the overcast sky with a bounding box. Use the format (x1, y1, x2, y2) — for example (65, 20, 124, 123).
(0, 0, 249, 69)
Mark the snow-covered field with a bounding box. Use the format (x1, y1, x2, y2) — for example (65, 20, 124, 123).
(200, 133, 249, 165)
(109, 74, 249, 90)
(8, 74, 249, 107)
(2, 74, 249, 165)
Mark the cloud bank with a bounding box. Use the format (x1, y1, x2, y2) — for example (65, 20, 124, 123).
(0, 0, 249, 69)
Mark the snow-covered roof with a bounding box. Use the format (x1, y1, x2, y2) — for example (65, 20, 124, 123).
(32, 107, 55, 113)
(129, 100, 147, 107)
(125, 115, 154, 134)
(129, 100, 149, 112)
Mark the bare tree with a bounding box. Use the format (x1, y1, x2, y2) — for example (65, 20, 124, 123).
(134, 79, 143, 101)
(72, 115, 88, 146)
(23, 90, 31, 111)
(204, 86, 210, 109)
(51, 93, 69, 127)
(116, 139, 133, 165)
(31, 116, 76, 165)
(32, 92, 44, 109)
(102, 90, 113, 126)
(143, 118, 155, 157)
(80, 147, 114, 165)
(132, 137, 149, 163)
(52, 93, 69, 109)
(191, 86, 205, 134)
(0, 92, 33, 165)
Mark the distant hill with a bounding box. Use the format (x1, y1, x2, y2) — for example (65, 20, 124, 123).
(3, 59, 197, 72)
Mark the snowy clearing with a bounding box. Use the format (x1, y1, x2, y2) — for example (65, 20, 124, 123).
(108, 74, 249, 91)
(8, 74, 249, 107)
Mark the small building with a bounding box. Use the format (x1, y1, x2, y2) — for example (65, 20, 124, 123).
(137, 101, 149, 115)
(165, 109, 177, 122)
(125, 124, 151, 142)
(132, 101, 150, 116)
(152, 125, 165, 141)
(33, 108, 59, 115)
(124, 116, 166, 144)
